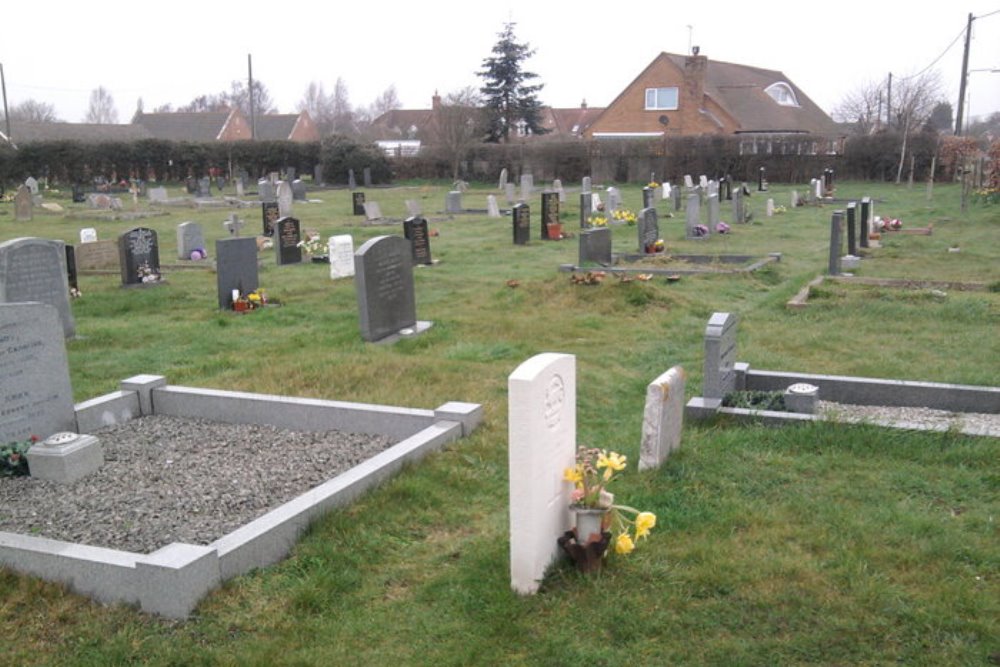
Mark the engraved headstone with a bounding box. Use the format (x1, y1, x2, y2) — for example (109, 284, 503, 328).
(313, 164, 324, 186)
(197, 177, 212, 198)
(672, 184, 682, 211)
(80, 228, 98, 244)
(638, 207, 659, 253)
(262, 201, 280, 237)
(348, 169, 357, 190)
(790, 190, 799, 208)
(520, 174, 533, 201)
(733, 187, 746, 224)
(683, 174, 694, 189)
(258, 179, 276, 203)
(75, 240, 118, 270)
(215, 236, 259, 309)
(703, 312, 738, 399)
(505, 182, 516, 205)
(553, 179, 565, 204)
(579, 227, 612, 266)
(403, 216, 433, 266)
(758, 167, 768, 192)
(0, 238, 75, 337)
(117, 228, 161, 286)
(363, 201, 384, 222)
(606, 187, 622, 212)
(328, 235, 355, 279)
(642, 186, 655, 209)
(177, 222, 206, 260)
(498, 168, 508, 190)
(235, 179, 245, 198)
(707, 194, 720, 231)
(353, 191, 366, 216)
(24, 176, 39, 195)
(581, 176, 592, 194)
(508, 353, 576, 595)
(275, 217, 302, 265)
(276, 181, 293, 217)
(0, 303, 77, 443)
(363, 167, 372, 188)
(354, 235, 418, 342)
(446, 191, 462, 214)
(222, 212, 245, 237)
(512, 203, 530, 245)
(685, 194, 703, 239)
(639, 366, 685, 471)
(541, 191, 560, 240)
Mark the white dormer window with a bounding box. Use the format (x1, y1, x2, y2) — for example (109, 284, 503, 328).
(645, 87, 679, 110)
(765, 82, 799, 107)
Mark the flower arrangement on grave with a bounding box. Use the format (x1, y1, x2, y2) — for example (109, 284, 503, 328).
(189, 247, 207, 261)
(773, 204, 788, 215)
(612, 209, 638, 225)
(70, 286, 82, 299)
(715, 222, 731, 234)
(874, 216, 902, 231)
(588, 214, 608, 227)
(1, 436, 37, 477)
(693, 224, 709, 237)
(559, 447, 657, 569)
(297, 234, 325, 256)
(644, 239, 665, 254)
(137, 262, 160, 283)
(647, 181, 660, 189)
(232, 288, 269, 312)
(570, 271, 607, 285)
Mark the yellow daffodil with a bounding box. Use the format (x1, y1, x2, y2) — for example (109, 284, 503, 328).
(635, 512, 657, 539)
(563, 466, 583, 486)
(614, 532, 635, 555)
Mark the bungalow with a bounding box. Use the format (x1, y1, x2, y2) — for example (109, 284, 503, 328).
(584, 51, 839, 139)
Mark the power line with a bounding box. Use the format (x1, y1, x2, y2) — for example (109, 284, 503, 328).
(895, 24, 966, 81)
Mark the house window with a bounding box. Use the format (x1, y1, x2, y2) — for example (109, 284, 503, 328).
(644, 87, 679, 110)
(765, 82, 799, 107)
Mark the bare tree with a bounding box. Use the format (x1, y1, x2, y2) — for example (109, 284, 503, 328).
(892, 71, 945, 183)
(298, 81, 334, 136)
(85, 86, 119, 124)
(433, 87, 486, 179)
(370, 85, 402, 120)
(330, 77, 354, 135)
(832, 79, 884, 135)
(226, 79, 277, 118)
(4, 99, 61, 123)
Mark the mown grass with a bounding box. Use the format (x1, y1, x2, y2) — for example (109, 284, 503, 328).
(1, 178, 997, 665)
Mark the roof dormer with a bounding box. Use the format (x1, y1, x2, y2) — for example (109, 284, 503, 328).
(764, 82, 799, 107)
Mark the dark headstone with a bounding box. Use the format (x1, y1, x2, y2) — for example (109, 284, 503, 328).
(672, 185, 682, 211)
(0, 238, 75, 337)
(185, 177, 198, 194)
(215, 237, 259, 309)
(291, 179, 307, 201)
(642, 186, 655, 209)
(579, 228, 612, 266)
(846, 202, 858, 256)
(352, 192, 366, 216)
(638, 207, 659, 253)
(348, 169, 357, 190)
(720, 177, 732, 201)
(828, 210, 844, 275)
(363, 167, 372, 188)
(541, 191, 559, 240)
(513, 203, 530, 245)
(72, 184, 86, 203)
(262, 202, 280, 237)
(197, 177, 211, 198)
(354, 236, 416, 342)
(118, 227, 161, 286)
(860, 197, 871, 248)
(65, 245, 78, 292)
(757, 167, 768, 192)
(580, 193, 593, 228)
(404, 216, 433, 266)
(0, 303, 77, 443)
(275, 217, 302, 265)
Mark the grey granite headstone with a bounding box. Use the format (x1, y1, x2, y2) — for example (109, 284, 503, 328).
(314, 164, 324, 186)
(274, 217, 302, 265)
(24, 176, 39, 195)
(766, 198, 775, 217)
(197, 177, 211, 198)
(828, 210, 844, 276)
(733, 188, 746, 224)
(642, 186, 655, 209)
(0, 238, 75, 338)
(276, 181, 293, 218)
(579, 227, 611, 266)
(348, 169, 357, 190)
(215, 236, 259, 309)
(177, 222, 206, 260)
(707, 194, 720, 231)
(148, 187, 168, 203)
(580, 193, 593, 227)
(291, 179, 307, 201)
(363, 201, 384, 221)
(520, 174, 533, 201)
(15, 186, 33, 221)
(363, 167, 372, 188)
(505, 182, 516, 204)
(354, 236, 417, 342)
(446, 191, 462, 214)
(703, 312, 737, 399)
(638, 207, 659, 253)
(553, 179, 565, 204)
(405, 199, 422, 217)
(607, 187, 622, 212)
(672, 185, 682, 211)
(498, 168, 508, 189)
(639, 365, 686, 471)
(487, 195, 501, 218)
(685, 194, 703, 239)
(258, 180, 276, 203)
(0, 303, 77, 443)
(235, 179, 245, 198)
(581, 176, 591, 194)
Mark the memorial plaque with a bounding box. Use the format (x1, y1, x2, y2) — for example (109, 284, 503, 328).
(0, 238, 75, 337)
(404, 216, 433, 266)
(352, 192, 366, 216)
(513, 203, 530, 245)
(215, 237, 259, 309)
(117, 227, 160, 286)
(262, 201, 280, 237)
(354, 236, 416, 342)
(275, 217, 302, 265)
(0, 303, 77, 443)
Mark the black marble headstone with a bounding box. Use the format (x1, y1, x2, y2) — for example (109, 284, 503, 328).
(404, 216, 432, 266)
(262, 202, 280, 237)
(117, 227, 160, 286)
(275, 217, 302, 265)
(513, 203, 530, 245)
(846, 202, 857, 256)
(65, 245, 78, 292)
(541, 191, 559, 240)
(353, 192, 366, 216)
(215, 237, 259, 309)
(860, 197, 871, 249)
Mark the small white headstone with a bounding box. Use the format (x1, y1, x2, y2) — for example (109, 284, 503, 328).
(328, 235, 355, 279)
(640, 366, 686, 471)
(662, 183, 672, 199)
(487, 195, 500, 218)
(276, 181, 294, 217)
(509, 353, 576, 595)
(591, 193, 602, 212)
(766, 198, 775, 217)
(499, 168, 508, 189)
(684, 175, 694, 189)
(699, 175, 709, 189)
(80, 228, 98, 243)
(791, 190, 799, 207)
(24, 176, 39, 195)
(363, 201, 383, 221)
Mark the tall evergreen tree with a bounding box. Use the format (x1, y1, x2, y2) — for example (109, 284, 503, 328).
(478, 22, 547, 143)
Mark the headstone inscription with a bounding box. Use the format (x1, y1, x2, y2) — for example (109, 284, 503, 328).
(639, 365, 686, 471)
(215, 237, 259, 309)
(541, 191, 560, 240)
(579, 227, 612, 266)
(352, 192, 366, 216)
(0, 303, 77, 443)
(118, 228, 161, 286)
(508, 353, 576, 595)
(703, 312, 738, 400)
(328, 235, 355, 279)
(262, 201, 280, 237)
(404, 216, 433, 266)
(177, 222, 206, 260)
(512, 203, 530, 245)
(275, 217, 302, 265)
(74, 240, 118, 271)
(0, 238, 76, 338)
(638, 207, 659, 253)
(353, 235, 417, 342)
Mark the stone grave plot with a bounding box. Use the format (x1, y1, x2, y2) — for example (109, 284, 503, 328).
(0, 307, 483, 619)
(559, 252, 782, 278)
(685, 312, 1000, 437)
(786, 275, 993, 310)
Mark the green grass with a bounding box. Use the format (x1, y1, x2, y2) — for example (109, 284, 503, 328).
(1, 179, 998, 665)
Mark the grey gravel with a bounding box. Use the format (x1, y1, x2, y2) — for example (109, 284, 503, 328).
(818, 401, 1000, 437)
(0, 415, 395, 554)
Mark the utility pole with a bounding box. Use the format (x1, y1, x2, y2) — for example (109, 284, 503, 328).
(247, 54, 256, 140)
(954, 12, 974, 135)
(1, 63, 11, 144)
(886, 73, 892, 130)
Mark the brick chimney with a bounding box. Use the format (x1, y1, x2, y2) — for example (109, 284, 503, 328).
(684, 51, 708, 107)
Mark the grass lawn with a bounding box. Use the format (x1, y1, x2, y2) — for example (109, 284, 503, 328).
(1, 178, 998, 666)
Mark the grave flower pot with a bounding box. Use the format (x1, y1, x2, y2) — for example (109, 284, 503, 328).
(559, 509, 612, 573)
(573, 507, 609, 544)
(547, 222, 564, 240)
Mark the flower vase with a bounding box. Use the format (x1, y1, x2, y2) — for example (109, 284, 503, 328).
(558, 507, 611, 573)
(573, 507, 607, 544)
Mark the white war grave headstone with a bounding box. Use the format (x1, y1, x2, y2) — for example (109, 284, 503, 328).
(328, 235, 355, 279)
(509, 353, 576, 595)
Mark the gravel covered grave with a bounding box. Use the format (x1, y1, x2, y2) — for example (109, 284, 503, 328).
(0, 415, 396, 554)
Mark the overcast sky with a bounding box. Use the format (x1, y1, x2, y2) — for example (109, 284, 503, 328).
(4, 1, 999, 127)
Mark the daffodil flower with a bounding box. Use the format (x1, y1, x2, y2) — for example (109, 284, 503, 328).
(614, 532, 635, 555)
(635, 512, 657, 539)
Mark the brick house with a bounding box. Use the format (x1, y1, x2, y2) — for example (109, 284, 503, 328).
(584, 51, 838, 139)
